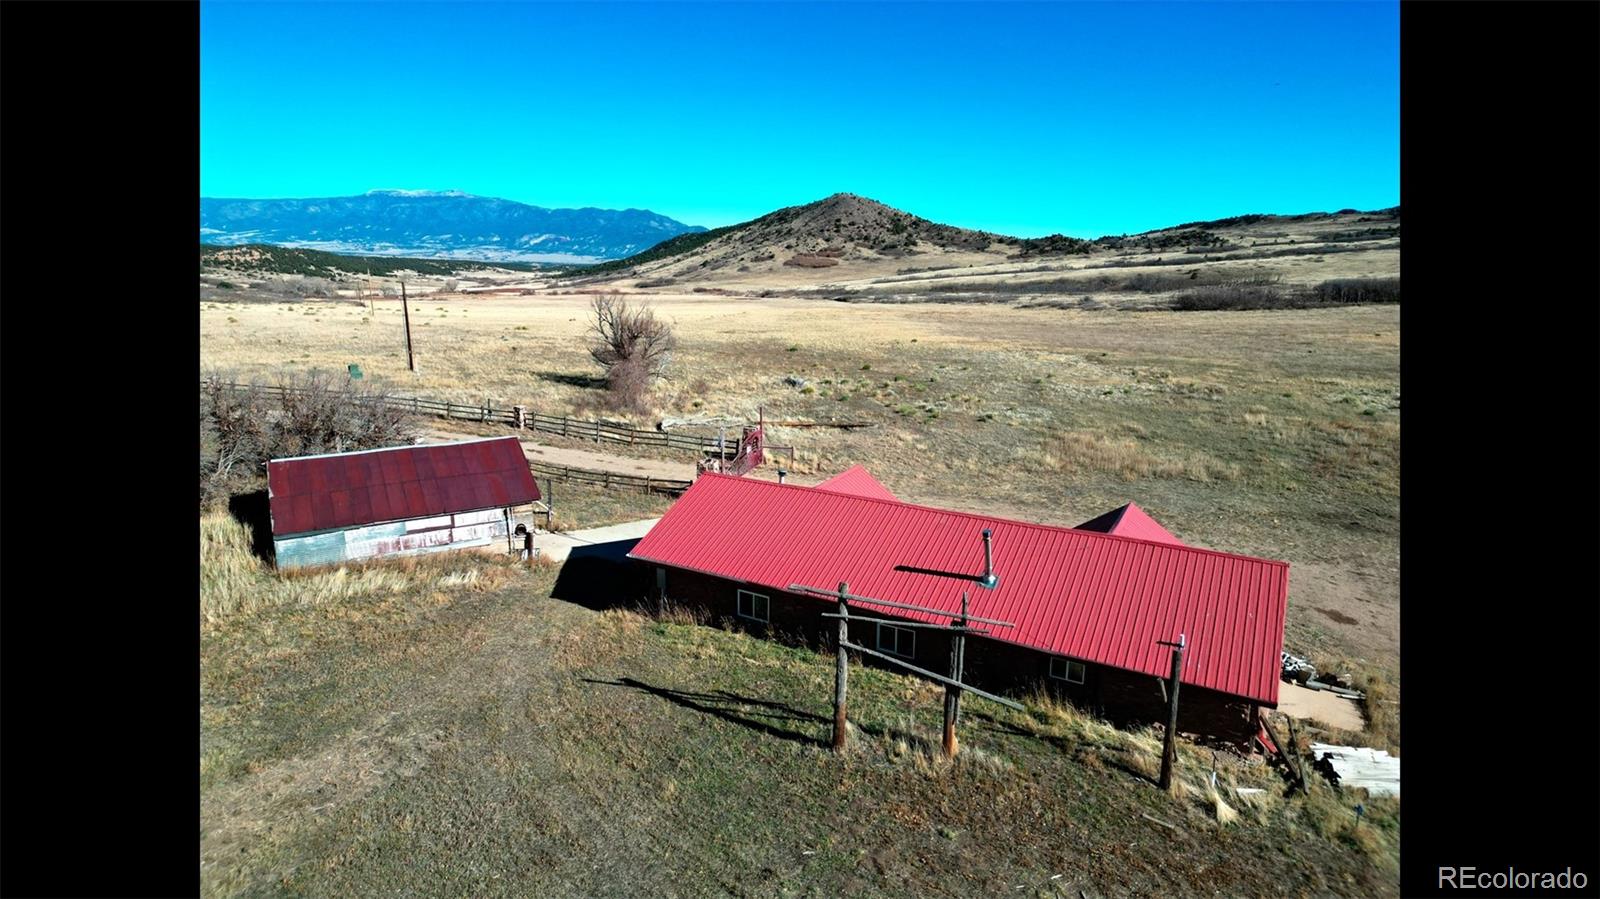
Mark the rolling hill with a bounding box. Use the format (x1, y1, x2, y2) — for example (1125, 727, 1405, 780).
(563, 193, 1400, 288)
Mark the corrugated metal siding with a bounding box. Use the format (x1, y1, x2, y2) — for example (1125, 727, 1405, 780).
(274, 510, 512, 569)
(630, 474, 1288, 705)
(814, 465, 899, 501)
(267, 437, 539, 537)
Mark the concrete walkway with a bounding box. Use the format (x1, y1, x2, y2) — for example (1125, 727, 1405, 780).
(531, 518, 661, 563)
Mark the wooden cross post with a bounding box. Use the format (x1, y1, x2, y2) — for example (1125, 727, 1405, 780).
(833, 581, 850, 751)
(942, 590, 970, 758)
(1158, 634, 1186, 791)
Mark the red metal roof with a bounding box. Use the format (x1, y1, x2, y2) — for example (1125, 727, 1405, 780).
(814, 464, 899, 501)
(629, 473, 1287, 705)
(267, 437, 540, 536)
(1075, 502, 1186, 546)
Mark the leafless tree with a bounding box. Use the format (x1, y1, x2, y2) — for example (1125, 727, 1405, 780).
(587, 291, 676, 411)
(199, 370, 419, 507)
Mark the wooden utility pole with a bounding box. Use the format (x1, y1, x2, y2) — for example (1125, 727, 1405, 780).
(943, 590, 970, 758)
(833, 581, 850, 751)
(1158, 634, 1186, 791)
(400, 279, 417, 372)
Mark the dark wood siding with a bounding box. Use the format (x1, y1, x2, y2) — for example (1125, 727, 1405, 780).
(657, 564, 1259, 745)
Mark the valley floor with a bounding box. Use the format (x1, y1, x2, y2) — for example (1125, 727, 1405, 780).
(201, 294, 1400, 698)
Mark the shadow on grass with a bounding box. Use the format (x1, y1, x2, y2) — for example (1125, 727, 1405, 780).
(227, 489, 275, 562)
(550, 538, 648, 611)
(585, 676, 829, 749)
(535, 371, 606, 390)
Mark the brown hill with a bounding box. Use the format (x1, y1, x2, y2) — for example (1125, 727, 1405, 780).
(610, 193, 1008, 282)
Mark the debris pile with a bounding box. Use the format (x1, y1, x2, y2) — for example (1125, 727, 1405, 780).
(1310, 743, 1400, 797)
(1281, 651, 1317, 684)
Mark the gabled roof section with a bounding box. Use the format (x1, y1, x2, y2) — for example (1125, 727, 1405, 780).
(1074, 502, 1186, 546)
(814, 464, 898, 501)
(267, 436, 540, 537)
(630, 474, 1287, 706)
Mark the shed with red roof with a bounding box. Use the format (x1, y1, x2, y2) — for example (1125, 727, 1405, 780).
(628, 470, 1288, 744)
(267, 436, 541, 569)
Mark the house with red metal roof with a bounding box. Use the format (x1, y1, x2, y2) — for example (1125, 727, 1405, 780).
(628, 470, 1288, 744)
(267, 436, 541, 569)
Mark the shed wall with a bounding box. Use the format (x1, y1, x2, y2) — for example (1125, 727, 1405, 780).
(274, 507, 515, 569)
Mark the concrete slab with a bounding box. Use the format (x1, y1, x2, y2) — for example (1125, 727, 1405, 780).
(532, 518, 660, 563)
(1277, 681, 1365, 730)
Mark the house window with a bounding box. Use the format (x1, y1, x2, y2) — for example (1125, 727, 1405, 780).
(876, 623, 916, 659)
(1050, 656, 1086, 684)
(736, 589, 769, 623)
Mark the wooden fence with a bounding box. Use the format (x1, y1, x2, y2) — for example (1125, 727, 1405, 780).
(205, 381, 738, 454)
(527, 460, 691, 497)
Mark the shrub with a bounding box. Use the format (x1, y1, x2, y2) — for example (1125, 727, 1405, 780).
(1310, 278, 1400, 305)
(1171, 285, 1298, 311)
(199, 371, 419, 508)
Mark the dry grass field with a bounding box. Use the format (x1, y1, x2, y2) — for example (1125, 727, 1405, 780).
(201, 289, 1400, 685)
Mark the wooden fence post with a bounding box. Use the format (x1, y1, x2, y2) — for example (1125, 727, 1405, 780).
(1285, 715, 1309, 794)
(833, 581, 850, 751)
(1158, 637, 1185, 791)
(513, 405, 526, 429)
(942, 590, 969, 758)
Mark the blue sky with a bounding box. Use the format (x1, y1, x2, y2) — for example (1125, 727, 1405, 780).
(200, 2, 1398, 237)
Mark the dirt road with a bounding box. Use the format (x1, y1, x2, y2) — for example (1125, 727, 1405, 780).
(426, 427, 695, 480)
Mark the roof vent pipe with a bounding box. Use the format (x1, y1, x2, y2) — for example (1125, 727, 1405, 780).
(777, 468, 787, 484)
(979, 528, 999, 589)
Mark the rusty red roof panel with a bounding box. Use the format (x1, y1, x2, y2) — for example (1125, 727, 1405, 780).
(267, 437, 539, 536)
(814, 464, 899, 501)
(630, 473, 1287, 705)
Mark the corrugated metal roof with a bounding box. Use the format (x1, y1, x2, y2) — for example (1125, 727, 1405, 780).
(1075, 502, 1186, 546)
(267, 437, 540, 537)
(814, 464, 899, 501)
(630, 473, 1286, 705)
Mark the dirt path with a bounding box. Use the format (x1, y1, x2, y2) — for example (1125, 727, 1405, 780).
(426, 427, 696, 480)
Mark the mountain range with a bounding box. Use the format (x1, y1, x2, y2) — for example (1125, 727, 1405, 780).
(199, 190, 706, 263)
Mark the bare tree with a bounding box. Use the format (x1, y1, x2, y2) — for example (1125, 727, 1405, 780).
(199, 370, 420, 507)
(587, 291, 677, 411)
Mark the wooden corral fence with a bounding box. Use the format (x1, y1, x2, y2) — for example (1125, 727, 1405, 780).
(527, 460, 691, 497)
(204, 381, 743, 454)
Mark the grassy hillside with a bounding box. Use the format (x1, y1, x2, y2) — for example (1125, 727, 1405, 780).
(561, 224, 740, 278)
(201, 243, 541, 278)
(201, 512, 1398, 898)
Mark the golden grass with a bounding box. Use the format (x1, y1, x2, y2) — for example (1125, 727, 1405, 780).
(199, 512, 515, 625)
(201, 293, 1399, 684)
(1032, 431, 1240, 483)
